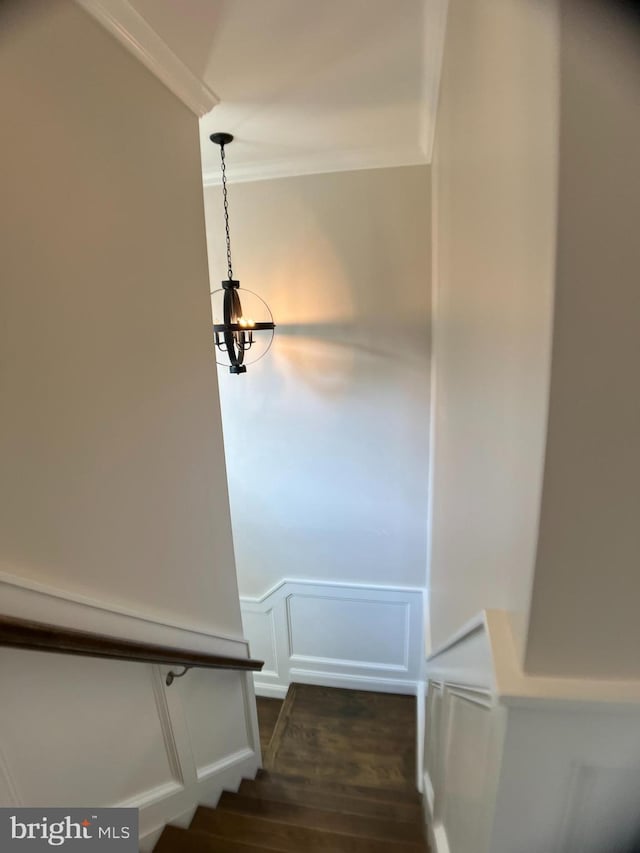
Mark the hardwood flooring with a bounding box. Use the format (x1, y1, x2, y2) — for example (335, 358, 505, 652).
(256, 696, 283, 755)
(264, 683, 417, 792)
(154, 683, 427, 851)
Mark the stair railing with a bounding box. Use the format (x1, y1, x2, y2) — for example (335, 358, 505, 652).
(0, 614, 263, 685)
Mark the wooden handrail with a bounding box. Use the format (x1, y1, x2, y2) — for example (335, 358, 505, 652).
(0, 615, 263, 675)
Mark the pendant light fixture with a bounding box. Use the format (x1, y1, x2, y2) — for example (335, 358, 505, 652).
(209, 132, 275, 374)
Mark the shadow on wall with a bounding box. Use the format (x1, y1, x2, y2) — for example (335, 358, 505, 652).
(273, 320, 428, 394)
(206, 166, 431, 597)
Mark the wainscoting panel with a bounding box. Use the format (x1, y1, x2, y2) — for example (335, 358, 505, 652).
(241, 609, 278, 677)
(422, 610, 640, 853)
(424, 681, 442, 810)
(0, 575, 261, 851)
(438, 686, 499, 853)
(241, 580, 425, 697)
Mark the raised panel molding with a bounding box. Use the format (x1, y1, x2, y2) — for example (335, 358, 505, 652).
(241, 609, 278, 678)
(241, 580, 425, 697)
(423, 611, 640, 853)
(287, 595, 410, 670)
(0, 573, 261, 851)
(74, 0, 219, 117)
(438, 687, 497, 853)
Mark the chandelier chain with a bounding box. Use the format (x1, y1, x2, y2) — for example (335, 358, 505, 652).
(220, 143, 233, 279)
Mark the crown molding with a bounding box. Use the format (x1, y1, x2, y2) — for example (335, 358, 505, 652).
(75, 0, 219, 117)
(202, 143, 428, 186)
(420, 0, 449, 161)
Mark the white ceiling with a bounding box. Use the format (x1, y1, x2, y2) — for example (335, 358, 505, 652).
(92, 0, 444, 183)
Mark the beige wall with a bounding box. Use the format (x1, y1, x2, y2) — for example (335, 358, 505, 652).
(428, 0, 559, 655)
(203, 166, 431, 597)
(525, 1, 640, 678)
(0, 0, 242, 638)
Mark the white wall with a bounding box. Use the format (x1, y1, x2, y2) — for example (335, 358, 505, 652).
(203, 166, 431, 597)
(424, 612, 640, 853)
(0, 1, 255, 838)
(0, 642, 260, 851)
(428, 0, 559, 657)
(0, 0, 241, 640)
(241, 579, 425, 698)
(524, 0, 640, 679)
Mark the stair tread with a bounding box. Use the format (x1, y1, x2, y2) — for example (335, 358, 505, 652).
(190, 805, 427, 852)
(239, 778, 422, 822)
(216, 792, 423, 842)
(154, 824, 279, 852)
(277, 716, 416, 756)
(257, 769, 421, 804)
(264, 684, 416, 787)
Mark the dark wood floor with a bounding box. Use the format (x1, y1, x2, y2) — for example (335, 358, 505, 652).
(256, 696, 284, 754)
(261, 683, 417, 792)
(155, 684, 426, 851)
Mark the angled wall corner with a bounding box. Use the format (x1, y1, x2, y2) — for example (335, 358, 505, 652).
(524, 0, 640, 680)
(427, 0, 559, 662)
(75, 0, 219, 116)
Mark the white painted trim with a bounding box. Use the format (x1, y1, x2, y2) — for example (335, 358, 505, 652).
(289, 668, 418, 696)
(242, 576, 426, 605)
(487, 609, 640, 707)
(431, 823, 451, 853)
(0, 574, 260, 849)
(427, 612, 487, 661)
(428, 609, 640, 708)
(424, 613, 640, 853)
(241, 579, 425, 697)
(253, 683, 289, 700)
(196, 747, 255, 783)
(0, 569, 249, 658)
(445, 683, 494, 711)
(420, 0, 449, 161)
(75, 0, 219, 117)
(288, 653, 409, 673)
(416, 680, 426, 792)
(242, 672, 263, 767)
(424, 770, 435, 815)
(150, 666, 186, 787)
(202, 145, 428, 187)
(118, 779, 183, 811)
(138, 746, 257, 851)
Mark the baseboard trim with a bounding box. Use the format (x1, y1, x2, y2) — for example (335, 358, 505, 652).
(196, 748, 255, 783)
(416, 681, 426, 791)
(138, 746, 257, 851)
(289, 668, 418, 695)
(254, 683, 289, 699)
(431, 823, 451, 853)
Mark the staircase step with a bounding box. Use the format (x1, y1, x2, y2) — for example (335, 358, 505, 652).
(239, 778, 422, 823)
(190, 805, 427, 852)
(257, 769, 421, 805)
(217, 791, 423, 842)
(278, 716, 416, 756)
(154, 824, 278, 852)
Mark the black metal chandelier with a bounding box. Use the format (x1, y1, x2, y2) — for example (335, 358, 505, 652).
(210, 132, 275, 374)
